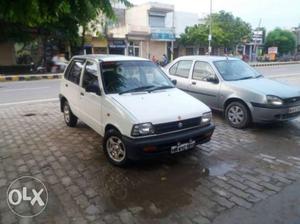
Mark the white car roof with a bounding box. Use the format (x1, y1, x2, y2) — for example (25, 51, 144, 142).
(72, 54, 149, 62)
(174, 55, 240, 62)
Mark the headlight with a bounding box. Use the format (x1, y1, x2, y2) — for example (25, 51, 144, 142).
(266, 95, 283, 106)
(201, 112, 212, 125)
(131, 122, 155, 136)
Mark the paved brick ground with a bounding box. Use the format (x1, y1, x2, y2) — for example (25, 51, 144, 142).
(1, 102, 300, 223)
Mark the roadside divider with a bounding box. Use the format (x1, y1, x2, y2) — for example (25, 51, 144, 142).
(250, 61, 300, 67)
(0, 73, 63, 82)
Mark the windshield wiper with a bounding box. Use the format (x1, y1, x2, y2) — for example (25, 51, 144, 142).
(256, 74, 263, 78)
(237, 76, 254, 80)
(119, 85, 154, 95)
(148, 85, 174, 92)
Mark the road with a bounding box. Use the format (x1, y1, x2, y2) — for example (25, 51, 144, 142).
(0, 79, 59, 105)
(0, 64, 300, 106)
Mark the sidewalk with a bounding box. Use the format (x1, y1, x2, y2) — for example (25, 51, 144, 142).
(213, 180, 300, 224)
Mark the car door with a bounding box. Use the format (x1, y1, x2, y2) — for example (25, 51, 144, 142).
(188, 61, 221, 109)
(62, 59, 85, 116)
(167, 60, 193, 90)
(78, 60, 102, 134)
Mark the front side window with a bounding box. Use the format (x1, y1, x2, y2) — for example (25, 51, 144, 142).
(101, 61, 173, 94)
(213, 60, 261, 81)
(192, 61, 216, 81)
(67, 59, 85, 85)
(169, 60, 193, 78)
(82, 61, 99, 93)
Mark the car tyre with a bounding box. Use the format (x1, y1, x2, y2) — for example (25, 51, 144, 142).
(103, 129, 129, 167)
(63, 101, 78, 127)
(225, 101, 250, 129)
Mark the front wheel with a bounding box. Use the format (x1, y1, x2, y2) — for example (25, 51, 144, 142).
(225, 101, 251, 129)
(103, 129, 129, 167)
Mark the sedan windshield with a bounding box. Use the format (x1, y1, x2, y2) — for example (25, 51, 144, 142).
(101, 61, 174, 94)
(213, 60, 261, 81)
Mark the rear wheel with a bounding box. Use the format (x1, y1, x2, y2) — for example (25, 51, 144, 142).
(103, 129, 129, 167)
(63, 101, 78, 127)
(225, 101, 250, 129)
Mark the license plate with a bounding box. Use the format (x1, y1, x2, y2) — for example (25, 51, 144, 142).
(171, 140, 196, 154)
(288, 106, 300, 114)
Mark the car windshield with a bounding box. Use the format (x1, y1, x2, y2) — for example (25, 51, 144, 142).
(213, 60, 261, 81)
(101, 61, 174, 94)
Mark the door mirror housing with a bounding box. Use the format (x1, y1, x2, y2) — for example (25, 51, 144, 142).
(86, 83, 101, 95)
(171, 79, 177, 85)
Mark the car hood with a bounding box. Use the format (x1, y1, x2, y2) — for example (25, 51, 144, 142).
(109, 88, 211, 124)
(230, 78, 300, 98)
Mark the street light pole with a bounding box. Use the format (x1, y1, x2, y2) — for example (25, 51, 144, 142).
(208, 0, 212, 56)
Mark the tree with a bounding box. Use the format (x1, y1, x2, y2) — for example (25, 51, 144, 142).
(265, 28, 296, 55)
(179, 11, 252, 53)
(0, 0, 131, 45)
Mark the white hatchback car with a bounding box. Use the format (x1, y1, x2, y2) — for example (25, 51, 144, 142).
(59, 55, 215, 166)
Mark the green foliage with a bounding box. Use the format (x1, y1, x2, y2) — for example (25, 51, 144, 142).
(0, 0, 132, 44)
(265, 28, 296, 54)
(179, 11, 252, 50)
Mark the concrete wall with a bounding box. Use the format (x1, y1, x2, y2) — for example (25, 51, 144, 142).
(0, 42, 16, 66)
(149, 41, 166, 60)
(126, 4, 149, 27)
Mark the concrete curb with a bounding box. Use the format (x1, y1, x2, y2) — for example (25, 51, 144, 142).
(250, 61, 300, 67)
(0, 73, 63, 82)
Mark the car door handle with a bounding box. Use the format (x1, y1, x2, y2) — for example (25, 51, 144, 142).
(80, 92, 84, 96)
(65, 84, 68, 87)
(191, 81, 196, 85)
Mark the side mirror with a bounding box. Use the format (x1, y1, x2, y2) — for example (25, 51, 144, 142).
(171, 79, 177, 85)
(206, 76, 219, 84)
(86, 83, 101, 95)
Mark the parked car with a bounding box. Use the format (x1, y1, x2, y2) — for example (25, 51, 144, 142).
(59, 55, 215, 166)
(165, 56, 300, 129)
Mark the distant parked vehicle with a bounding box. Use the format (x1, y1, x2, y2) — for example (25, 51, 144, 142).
(165, 56, 300, 128)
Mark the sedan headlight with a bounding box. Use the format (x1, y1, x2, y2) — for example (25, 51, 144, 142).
(201, 112, 212, 125)
(131, 122, 155, 136)
(266, 95, 283, 106)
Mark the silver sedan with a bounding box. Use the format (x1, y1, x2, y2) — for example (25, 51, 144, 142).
(165, 56, 300, 128)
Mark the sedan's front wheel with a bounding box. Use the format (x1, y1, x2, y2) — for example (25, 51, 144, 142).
(225, 101, 250, 129)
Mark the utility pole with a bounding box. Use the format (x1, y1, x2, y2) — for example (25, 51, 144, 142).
(208, 0, 212, 56)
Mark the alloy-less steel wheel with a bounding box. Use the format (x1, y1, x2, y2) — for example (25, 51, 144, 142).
(103, 129, 129, 167)
(63, 101, 78, 127)
(225, 101, 250, 129)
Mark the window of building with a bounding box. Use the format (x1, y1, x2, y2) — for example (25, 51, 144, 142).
(149, 12, 165, 27)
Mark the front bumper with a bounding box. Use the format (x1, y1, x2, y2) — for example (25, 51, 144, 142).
(122, 124, 215, 160)
(251, 103, 300, 123)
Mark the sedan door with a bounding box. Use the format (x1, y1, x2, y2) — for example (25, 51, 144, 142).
(167, 60, 193, 90)
(78, 60, 103, 134)
(188, 61, 221, 110)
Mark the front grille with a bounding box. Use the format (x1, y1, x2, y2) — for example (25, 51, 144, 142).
(154, 117, 201, 134)
(283, 97, 300, 105)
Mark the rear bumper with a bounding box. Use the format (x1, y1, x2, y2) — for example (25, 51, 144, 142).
(122, 124, 215, 160)
(251, 103, 300, 122)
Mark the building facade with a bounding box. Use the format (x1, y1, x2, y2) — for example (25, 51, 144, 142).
(108, 2, 175, 61)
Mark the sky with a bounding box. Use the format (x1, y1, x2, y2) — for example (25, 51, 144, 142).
(130, 0, 300, 31)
